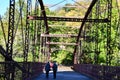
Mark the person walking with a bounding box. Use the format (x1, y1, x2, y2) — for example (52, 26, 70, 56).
(52, 61, 58, 79)
(45, 62, 50, 78)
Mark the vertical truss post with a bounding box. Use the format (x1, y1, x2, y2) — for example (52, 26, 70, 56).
(35, 0, 42, 62)
(22, 0, 31, 79)
(37, 15, 42, 62)
(41, 33, 44, 62)
(106, 0, 112, 65)
(32, 0, 39, 62)
(6, 0, 15, 80)
(7, 0, 15, 63)
(33, 0, 41, 61)
(24, 0, 31, 62)
(76, 42, 81, 64)
(38, 24, 41, 62)
(32, 6, 36, 62)
(78, 40, 82, 63)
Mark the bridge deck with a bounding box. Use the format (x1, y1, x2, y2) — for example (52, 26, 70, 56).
(33, 66, 93, 80)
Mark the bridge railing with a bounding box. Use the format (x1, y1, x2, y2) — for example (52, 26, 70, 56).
(0, 62, 45, 80)
(74, 64, 120, 80)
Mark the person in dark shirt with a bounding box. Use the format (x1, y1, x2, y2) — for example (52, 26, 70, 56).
(45, 62, 50, 78)
(52, 61, 58, 79)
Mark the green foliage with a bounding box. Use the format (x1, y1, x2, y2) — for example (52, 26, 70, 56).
(51, 50, 73, 65)
(98, 53, 106, 65)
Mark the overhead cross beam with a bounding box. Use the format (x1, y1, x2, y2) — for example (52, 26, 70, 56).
(41, 34, 89, 38)
(41, 34, 77, 37)
(46, 42, 78, 45)
(28, 16, 110, 22)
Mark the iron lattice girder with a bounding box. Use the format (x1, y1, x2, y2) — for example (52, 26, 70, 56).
(7, 0, 15, 58)
(28, 16, 110, 22)
(23, 0, 32, 62)
(46, 42, 78, 45)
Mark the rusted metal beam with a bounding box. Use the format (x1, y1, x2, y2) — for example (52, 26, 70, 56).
(24, 0, 31, 62)
(46, 42, 78, 45)
(38, 0, 50, 59)
(73, 0, 98, 64)
(6, 0, 15, 79)
(38, 0, 49, 34)
(7, 0, 15, 60)
(28, 16, 109, 22)
(41, 34, 89, 38)
(41, 34, 77, 37)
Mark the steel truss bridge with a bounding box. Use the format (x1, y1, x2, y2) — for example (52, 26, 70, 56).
(0, 0, 120, 80)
